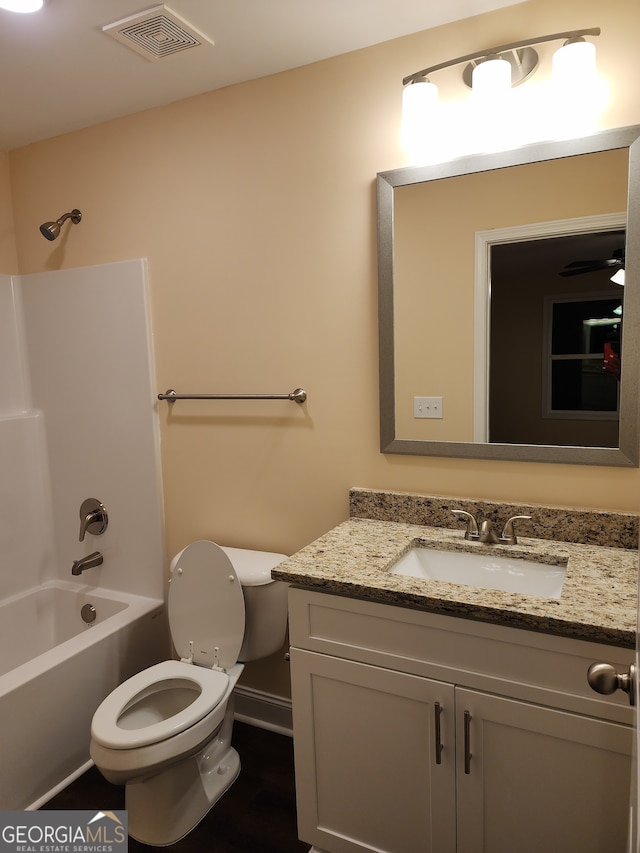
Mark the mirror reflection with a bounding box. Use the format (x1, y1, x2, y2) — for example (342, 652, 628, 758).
(489, 229, 624, 447)
(377, 127, 640, 466)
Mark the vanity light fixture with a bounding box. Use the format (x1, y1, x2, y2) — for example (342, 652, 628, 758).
(0, 0, 43, 11)
(402, 27, 600, 151)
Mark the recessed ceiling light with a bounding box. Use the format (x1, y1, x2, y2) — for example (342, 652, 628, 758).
(0, 0, 43, 12)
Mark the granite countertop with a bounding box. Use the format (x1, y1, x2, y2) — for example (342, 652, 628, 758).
(272, 518, 638, 648)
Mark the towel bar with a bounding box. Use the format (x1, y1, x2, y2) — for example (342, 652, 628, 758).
(158, 388, 307, 404)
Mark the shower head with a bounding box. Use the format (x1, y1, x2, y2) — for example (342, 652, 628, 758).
(39, 209, 82, 241)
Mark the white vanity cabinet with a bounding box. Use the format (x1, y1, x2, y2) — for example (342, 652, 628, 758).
(288, 588, 634, 853)
(291, 649, 456, 852)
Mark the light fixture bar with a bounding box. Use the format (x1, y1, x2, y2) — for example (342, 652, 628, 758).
(403, 27, 600, 86)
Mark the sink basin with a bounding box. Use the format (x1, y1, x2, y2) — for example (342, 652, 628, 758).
(390, 547, 567, 598)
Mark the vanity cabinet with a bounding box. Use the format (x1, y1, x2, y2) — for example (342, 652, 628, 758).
(288, 589, 634, 853)
(292, 649, 456, 852)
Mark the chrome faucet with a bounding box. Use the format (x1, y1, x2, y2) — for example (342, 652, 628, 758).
(452, 510, 531, 545)
(72, 551, 103, 576)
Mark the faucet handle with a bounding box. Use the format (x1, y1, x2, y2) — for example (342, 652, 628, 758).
(500, 515, 532, 545)
(452, 509, 479, 541)
(79, 498, 108, 542)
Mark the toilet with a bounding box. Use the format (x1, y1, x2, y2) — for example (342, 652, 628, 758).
(89, 540, 289, 846)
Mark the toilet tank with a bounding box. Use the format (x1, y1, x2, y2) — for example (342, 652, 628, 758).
(220, 546, 289, 662)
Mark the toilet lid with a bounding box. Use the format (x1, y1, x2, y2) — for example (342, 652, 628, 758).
(169, 540, 245, 670)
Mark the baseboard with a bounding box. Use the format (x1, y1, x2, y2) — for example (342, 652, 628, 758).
(233, 684, 293, 736)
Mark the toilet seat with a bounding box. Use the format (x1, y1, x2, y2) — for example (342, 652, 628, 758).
(169, 540, 246, 669)
(91, 660, 230, 750)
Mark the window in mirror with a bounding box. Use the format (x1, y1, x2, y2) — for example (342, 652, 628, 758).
(547, 294, 622, 416)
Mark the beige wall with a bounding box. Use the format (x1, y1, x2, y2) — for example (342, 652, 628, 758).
(5, 0, 640, 696)
(0, 152, 18, 273)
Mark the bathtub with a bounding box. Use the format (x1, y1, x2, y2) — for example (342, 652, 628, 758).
(0, 579, 168, 809)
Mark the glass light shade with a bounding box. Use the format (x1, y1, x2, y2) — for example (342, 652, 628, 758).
(552, 39, 596, 86)
(610, 269, 626, 286)
(472, 57, 512, 98)
(0, 0, 43, 9)
(550, 39, 602, 138)
(402, 79, 439, 125)
(401, 79, 439, 158)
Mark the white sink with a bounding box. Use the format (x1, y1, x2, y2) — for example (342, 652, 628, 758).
(390, 547, 567, 598)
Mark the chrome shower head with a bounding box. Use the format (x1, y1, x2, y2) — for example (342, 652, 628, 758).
(39, 209, 82, 241)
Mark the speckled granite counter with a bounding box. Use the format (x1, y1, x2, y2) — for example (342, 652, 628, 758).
(272, 517, 638, 648)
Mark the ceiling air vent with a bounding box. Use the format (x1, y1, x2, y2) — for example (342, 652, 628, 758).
(102, 4, 214, 61)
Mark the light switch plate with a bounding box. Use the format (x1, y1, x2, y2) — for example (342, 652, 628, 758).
(414, 396, 443, 419)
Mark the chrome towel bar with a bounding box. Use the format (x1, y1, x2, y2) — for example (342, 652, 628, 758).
(158, 388, 307, 404)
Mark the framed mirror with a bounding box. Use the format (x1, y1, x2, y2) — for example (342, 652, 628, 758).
(377, 126, 640, 466)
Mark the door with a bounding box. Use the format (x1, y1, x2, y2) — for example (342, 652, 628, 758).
(290, 648, 456, 853)
(456, 688, 632, 853)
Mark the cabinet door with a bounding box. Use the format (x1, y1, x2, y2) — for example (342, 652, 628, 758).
(456, 687, 632, 853)
(290, 648, 456, 853)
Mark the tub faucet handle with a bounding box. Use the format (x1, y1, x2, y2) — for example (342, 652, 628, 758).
(79, 498, 108, 542)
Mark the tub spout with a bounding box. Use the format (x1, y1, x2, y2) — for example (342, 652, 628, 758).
(72, 551, 103, 576)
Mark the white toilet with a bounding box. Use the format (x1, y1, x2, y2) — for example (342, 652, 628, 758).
(89, 540, 289, 846)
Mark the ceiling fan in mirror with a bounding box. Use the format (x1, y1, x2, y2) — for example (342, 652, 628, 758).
(559, 247, 625, 283)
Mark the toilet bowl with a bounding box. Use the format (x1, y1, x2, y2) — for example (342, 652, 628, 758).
(90, 540, 288, 846)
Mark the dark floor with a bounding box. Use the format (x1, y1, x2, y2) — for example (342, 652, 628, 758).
(44, 722, 310, 852)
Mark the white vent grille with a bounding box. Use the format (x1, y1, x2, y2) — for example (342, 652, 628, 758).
(103, 5, 214, 61)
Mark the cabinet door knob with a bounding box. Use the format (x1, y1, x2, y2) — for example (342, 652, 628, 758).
(587, 662, 636, 706)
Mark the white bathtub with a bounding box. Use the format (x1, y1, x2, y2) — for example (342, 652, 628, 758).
(0, 580, 168, 809)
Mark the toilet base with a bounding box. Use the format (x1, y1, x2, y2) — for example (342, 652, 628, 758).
(126, 705, 240, 846)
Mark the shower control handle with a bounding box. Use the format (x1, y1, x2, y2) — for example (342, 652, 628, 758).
(79, 498, 108, 542)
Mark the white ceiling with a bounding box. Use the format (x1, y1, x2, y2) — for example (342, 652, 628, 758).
(0, 0, 525, 151)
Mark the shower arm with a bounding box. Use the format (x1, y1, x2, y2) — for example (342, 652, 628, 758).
(58, 210, 82, 226)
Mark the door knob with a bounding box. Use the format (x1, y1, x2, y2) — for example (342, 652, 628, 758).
(587, 662, 636, 706)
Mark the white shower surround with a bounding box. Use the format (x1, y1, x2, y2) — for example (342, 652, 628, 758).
(0, 259, 169, 807)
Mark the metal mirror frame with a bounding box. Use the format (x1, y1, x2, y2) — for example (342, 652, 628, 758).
(377, 126, 640, 466)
